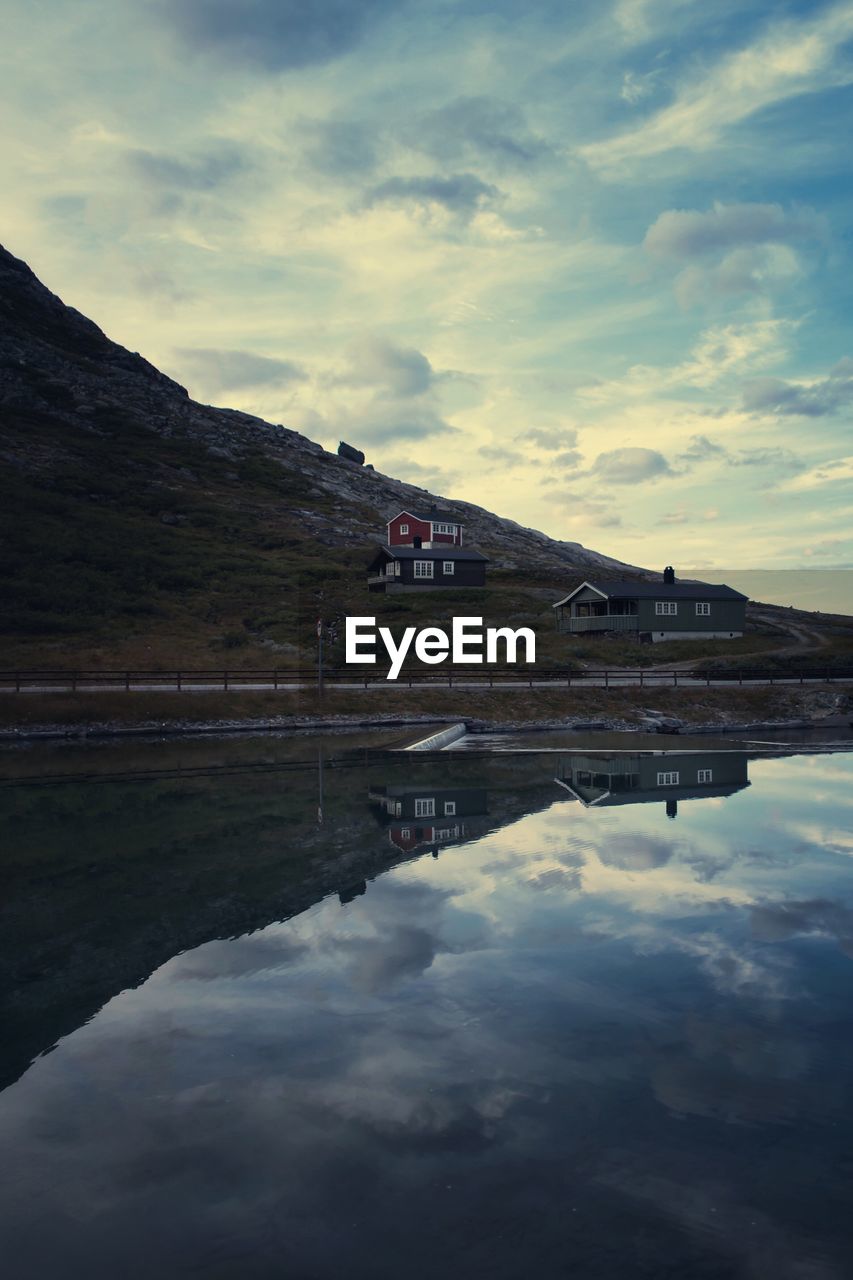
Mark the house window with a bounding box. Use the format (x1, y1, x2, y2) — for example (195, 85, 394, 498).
(657, 771, 680, 786)
(414, 798, 435, 817)
(696, 602, 711, 616)
(697, 768, 713, 783)
(414, 560, 434, 578)
(444, 800, 456, 816)
(443, 561, 455, 574)
(400, 827, 410, 839)
(399, 522, 409, 534)
(655, 602, 678, 615)
(433, 522, 456, 534)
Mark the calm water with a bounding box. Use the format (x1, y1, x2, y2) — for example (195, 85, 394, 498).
(2, 736, 853, 1278)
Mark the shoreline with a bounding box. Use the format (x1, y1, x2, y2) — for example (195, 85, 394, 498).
(1, 709, 851, 745)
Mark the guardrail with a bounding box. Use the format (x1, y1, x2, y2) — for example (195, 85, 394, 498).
(1, 666, 852, 691)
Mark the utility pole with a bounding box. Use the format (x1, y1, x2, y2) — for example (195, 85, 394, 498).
(317, 616, 324, 701)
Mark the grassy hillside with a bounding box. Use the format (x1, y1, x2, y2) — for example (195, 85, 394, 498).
(0, 242, 641, 670)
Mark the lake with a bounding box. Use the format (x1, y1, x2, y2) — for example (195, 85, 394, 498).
(1, 733, 852, 1278)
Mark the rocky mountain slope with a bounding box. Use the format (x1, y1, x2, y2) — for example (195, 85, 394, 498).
(0, 243, 643, 664)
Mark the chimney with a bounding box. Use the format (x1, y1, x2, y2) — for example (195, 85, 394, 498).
(663, 565, 675, 584)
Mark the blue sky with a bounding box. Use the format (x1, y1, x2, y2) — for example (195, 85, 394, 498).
(2, 0, 852, 568)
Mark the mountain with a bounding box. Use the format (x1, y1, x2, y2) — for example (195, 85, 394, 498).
(0, 243, 643, 666)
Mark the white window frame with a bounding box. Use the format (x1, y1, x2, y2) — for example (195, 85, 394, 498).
(400, 827, 411, 839)
(444, 800, 456, 816)
(695, 602, 711, 616)
(399, 523, 409, 534)
(414, 798, 435, 818)
(657, 771, 680, 786)
(655, 601, 678, 616)
(432, 522, 456, 535)
(414, 560, 434, 578)
(697, 768, 713, 783)
(443, 561, 455, 575)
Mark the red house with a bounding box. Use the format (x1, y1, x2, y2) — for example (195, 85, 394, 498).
(386, 505, 463, 549)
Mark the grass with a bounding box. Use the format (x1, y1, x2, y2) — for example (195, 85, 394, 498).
(559, 631, 783, 668)
(4, 411, 850, 678)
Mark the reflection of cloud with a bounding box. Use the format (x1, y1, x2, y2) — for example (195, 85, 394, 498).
(342, 924, 439, 993)
(750, 898, 853, 958)
(599, 834, 676, 872)
(165, 934, 307, 980)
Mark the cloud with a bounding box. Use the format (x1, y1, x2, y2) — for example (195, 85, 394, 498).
(363, 173, 500, 220)
(741, 360, 853, 417)
(804, 538, 845, 558)
(644, 203, 822, 306)
(677, 433, 727, 465)
(729, 446, 803, 472)
(125, 144, 248, 191)
(408, 96, 549, 168)
(552, 449, 582, 469)
(300, 117, 379, 178)
(335, 335, 436, 397)
(344, 403, 458, 444)
(524, 426, 579, 450)
(779, 455, 853, 492)
(589, 447, 673, 483)
(162, 0, 401, 72)
(478, 445, 526, 465)
(580, 319, 794, 402)
(580, 5, 853, 172)
(620, 68, 664, 105)
(644, 201, 824, 259)
(175, 347, 307, 391)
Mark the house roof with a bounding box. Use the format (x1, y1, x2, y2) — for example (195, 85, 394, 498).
(386, 507, 459, 525)
(375, 546, 488, 562)
(552, 578, 748, 607)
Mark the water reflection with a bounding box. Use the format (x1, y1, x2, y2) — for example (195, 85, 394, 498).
(555, 748, 750, 815)
(369, 784, 490, 854)
(1, 742, 852, 1278)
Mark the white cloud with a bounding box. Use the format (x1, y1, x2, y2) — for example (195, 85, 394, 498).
(580, 5, 853, 173)
(780, 456, 853, 492)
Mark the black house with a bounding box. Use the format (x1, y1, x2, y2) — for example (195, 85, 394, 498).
(367, 545, 489, 593)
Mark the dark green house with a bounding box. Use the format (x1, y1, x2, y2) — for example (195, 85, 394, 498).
(553, 567, 747, 642)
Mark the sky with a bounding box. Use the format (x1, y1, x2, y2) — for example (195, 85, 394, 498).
(2, 0, 852, 570)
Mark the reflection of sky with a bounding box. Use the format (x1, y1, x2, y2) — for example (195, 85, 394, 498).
(1, 754, 853, 1278)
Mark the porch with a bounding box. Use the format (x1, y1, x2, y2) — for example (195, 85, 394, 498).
(555, 601, 640, 634)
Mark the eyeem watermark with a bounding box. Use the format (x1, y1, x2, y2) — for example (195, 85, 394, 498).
(345, 616, 536, 681)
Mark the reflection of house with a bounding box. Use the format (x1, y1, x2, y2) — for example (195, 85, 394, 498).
(553, 566, 747, 641)
(369, 785, 489, 854)
(554, 751, 749, 816)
